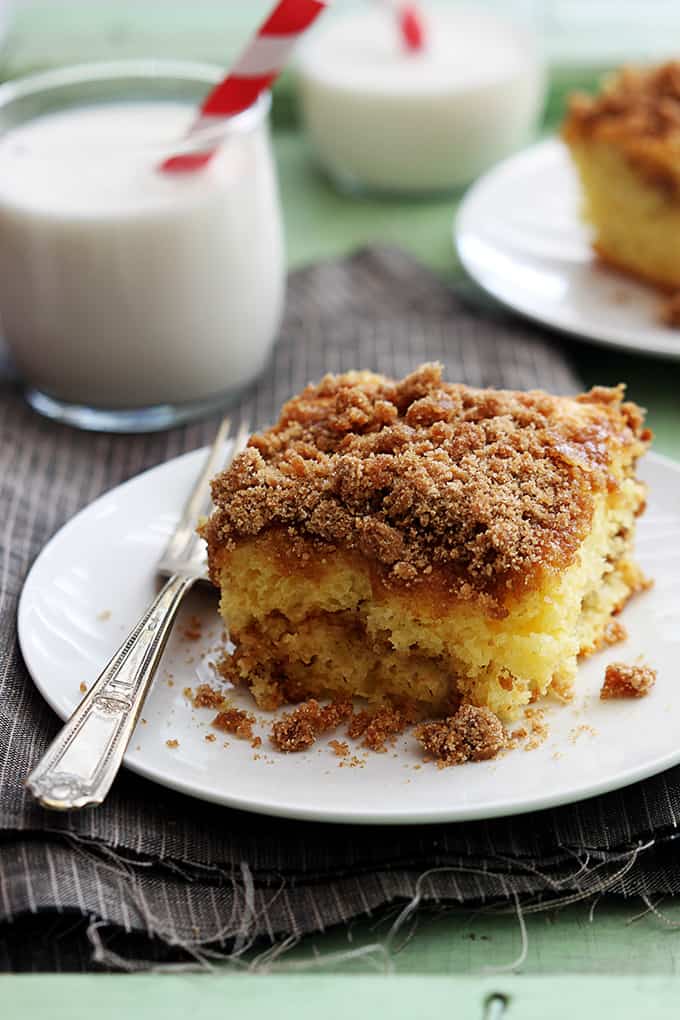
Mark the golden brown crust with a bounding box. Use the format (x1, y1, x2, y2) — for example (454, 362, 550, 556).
(204, 364, 649, 615)
(563, 63, 680, 196)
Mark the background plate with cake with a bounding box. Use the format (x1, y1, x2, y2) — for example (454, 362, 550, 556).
(456, 62, 680, 359)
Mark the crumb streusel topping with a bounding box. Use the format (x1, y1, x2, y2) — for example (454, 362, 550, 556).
(563, 63, 680, 195)
(204, 364, 649, 614)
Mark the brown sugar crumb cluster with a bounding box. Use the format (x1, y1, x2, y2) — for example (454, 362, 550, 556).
(270, 698, 352, 752)
(204, 364, 649, 613)
(601, 661, 657, 699)
(272, 699, 353, 751)
(212, 707, 256, 740)
(191, 683, 228, 710)
(414, 705, 505, 768)
(563, 63, 680, 195)
(352, 704, 418, 753)
(270, 699, 418, 755)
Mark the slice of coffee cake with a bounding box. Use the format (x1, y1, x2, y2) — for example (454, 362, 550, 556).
(563, 62, 680, 294)
(202, 364, 650, 720)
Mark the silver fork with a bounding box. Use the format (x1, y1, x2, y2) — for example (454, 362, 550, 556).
(25, 417, 250, 811)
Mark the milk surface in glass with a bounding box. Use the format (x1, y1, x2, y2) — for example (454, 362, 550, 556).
(0, 83, 284, 426)
(296, 5, 545, 195)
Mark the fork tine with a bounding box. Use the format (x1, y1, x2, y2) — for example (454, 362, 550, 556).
(182, 414, 232, 528)
(194, 416, 251, 522)
(158, 415, 250, 573)
(232, 418, 251, 465)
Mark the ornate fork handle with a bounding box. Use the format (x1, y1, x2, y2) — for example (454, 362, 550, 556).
(26, 573, 196, 810)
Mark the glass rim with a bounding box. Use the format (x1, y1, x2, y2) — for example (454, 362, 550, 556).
(0, 59, 271, 157)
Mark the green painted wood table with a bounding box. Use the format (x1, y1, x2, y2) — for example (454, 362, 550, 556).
(2, 2, 680, 1013)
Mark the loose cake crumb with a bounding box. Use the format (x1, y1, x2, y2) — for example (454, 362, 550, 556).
(415, 704, 505, 768)
(318, 699, 353, 730)
(79, 682, 87, 694)
(96, 610, 111, 622)
(270, 705, 318, 752)
(338, 755, 366, 769)
(251, 736, 262, 749)
(361, 706, 411, 753)
(346, 710, 372, 740)
(204, 733, 216, 743)
(212, 707, 256, 740)
(329, 739, 349, 758)
(601, 661, 657, 699)
(524, 707, 549, 751)
(600, 619, 628, 648)
(506, 726, 527, 748)
(166, 739, 179, 749)
(183, 614, 203, 641)
(192, 684, 228, 710)
(569, 723, 597, 743)
(269, 698, 351, 752)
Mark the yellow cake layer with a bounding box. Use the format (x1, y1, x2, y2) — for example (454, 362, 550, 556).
(567, 139, 680, 291)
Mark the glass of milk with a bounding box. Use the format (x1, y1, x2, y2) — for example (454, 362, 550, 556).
(0, 61, 285, 431)
(295, 4, 546, 197)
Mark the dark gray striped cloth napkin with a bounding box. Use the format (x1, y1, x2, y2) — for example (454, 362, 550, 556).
(2, 247, 678, 972)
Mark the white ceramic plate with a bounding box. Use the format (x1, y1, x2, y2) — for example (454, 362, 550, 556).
(455, 138, 680, 360)
(18, 446, 680, 825)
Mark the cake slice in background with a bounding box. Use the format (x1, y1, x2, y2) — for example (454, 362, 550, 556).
(563, 62, 680, 294)
(202, 364, 651, 722)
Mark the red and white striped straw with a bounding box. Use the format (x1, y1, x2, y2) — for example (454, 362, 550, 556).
(379, 1, 426, 53)
(162, 0, 328, 173)
(398, 5, 425, 52)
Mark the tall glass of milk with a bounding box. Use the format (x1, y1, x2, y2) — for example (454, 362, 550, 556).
(0, 61, 285, 431)
(295, 4, 545, 196)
